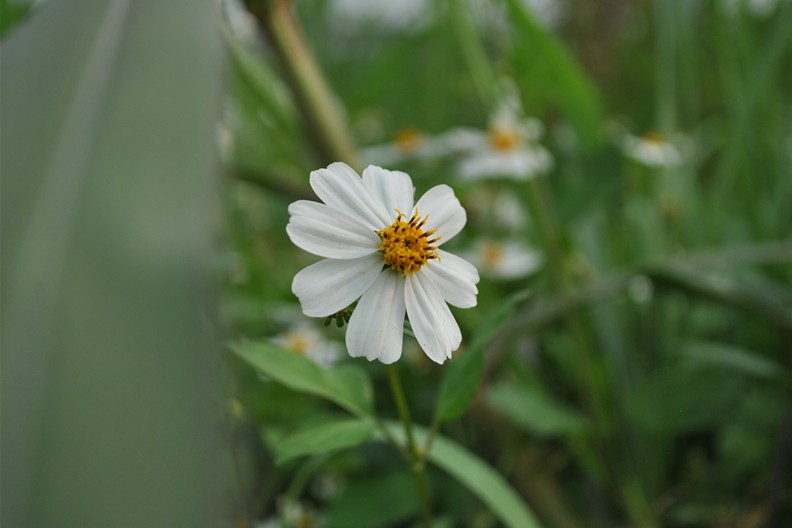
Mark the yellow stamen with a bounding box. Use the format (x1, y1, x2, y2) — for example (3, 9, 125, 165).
(482, 242, 504, 268)
(377, 210, 440, 276)
(489, 126, 521, 151)
(394, 128, 422, 153)
(284, 332, 310, 355)
(642, 131, 663, 143)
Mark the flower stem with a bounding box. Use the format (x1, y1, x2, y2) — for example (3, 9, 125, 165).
(248, 0, 359, 167)
(387, 364, 433, 528)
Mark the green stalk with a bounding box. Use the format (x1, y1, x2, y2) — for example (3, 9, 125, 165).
(249, 0, 359, 167)
(387, 365, 433, 528)
(447, 0, 497, 107)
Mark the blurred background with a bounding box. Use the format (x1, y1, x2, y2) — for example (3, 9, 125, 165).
(2, 0, 791, 527)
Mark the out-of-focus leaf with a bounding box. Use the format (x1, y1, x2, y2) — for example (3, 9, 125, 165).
(233, 341, 374, 417)
(504, 0, 603, 148)
(487, 383, 587, 437)
(326, 470, 420, 528)
(1, 1, 225, 527)
(680, 340, 784, 381)
(435, 345, 483, 422)
(628, 365, 747, 434)
(275, 419, 374, 464)
(436, 291, 529, 422)
(380, 423, 544, 528)
(223, 26, 298, 134)
(646, 263, 792, 331)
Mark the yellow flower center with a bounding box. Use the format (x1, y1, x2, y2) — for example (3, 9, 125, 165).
(394, 128, 422, 153)
(642, 131, 663, 144)
(284, 332, 310, 355)
(377, 211, 440, 276)
(489, 127, 521, 151)
(481, 241, 504, 268)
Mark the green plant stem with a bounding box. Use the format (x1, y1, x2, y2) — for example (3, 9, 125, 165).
(387, 365, 433, 528)
(447, 0, 497, 107)
(526, 177, 605, 424)
(249, 0, 359, 167)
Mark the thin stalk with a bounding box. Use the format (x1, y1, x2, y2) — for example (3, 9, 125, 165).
(526, 178, 602, 423)
(249, 0, 359, 167)
(447, 0, 497, 107)
(387, 364, 433, 528)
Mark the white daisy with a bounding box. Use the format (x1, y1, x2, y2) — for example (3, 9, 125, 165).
(360, 128, 451, 167)
(620, 131, 682, 168)
(287, 163, 479, 364)
(272, 322, 341, 367)
(450, 91, 553, 181)
(463, 239, 543, 280)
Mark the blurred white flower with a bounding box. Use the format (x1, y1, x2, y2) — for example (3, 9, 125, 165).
(256, 499, 321, 528)
(451, 89, 553, 181)
(718, 0, 779, 18)
(272, 322, 341, 367)
(462, 239, 543, 280)
(620, 131, 682, 168)
(328, 0, 434, 33)
(360, 128, 451, 167)
(286, 163, 479, 364)
(464, 188, 530, 232)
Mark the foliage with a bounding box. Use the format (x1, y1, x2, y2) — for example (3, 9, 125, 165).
(222, 1, 792, 527)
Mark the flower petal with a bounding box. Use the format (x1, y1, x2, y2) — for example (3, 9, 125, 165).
(405, 272, 462, 364)
(413, 184, 466, 246)
(286, 200, 380, 259)
(292, 254, 383, 317)
(422, 251, 479, 308)
(310, 162, 391, 231)
(345, 271, 406, 364)
(362, 165, 414, 218)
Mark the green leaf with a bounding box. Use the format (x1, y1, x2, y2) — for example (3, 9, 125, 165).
(380, 423, 543, 528)
(435, 347, 483, 422)
(233, 341, 374, 417)
(680, 340, 784, 381)
(326, 470, 420, 528)
(2, 1, 225, 527)
(435, 291, 529, 422)
(276, 419, 375, 465)
(504, 0, 603, 148)
(487, 382, 587, 438)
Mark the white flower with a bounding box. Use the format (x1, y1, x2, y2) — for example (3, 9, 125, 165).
(718, 0, 779, 18)
(287, 163, 479, 364)
(360, 128, 451, 167)
(620, 131, 682, 168)
(272, 322, 341, 367)
(450, 91, 553, 181)
(464, 188, 529, 232)
(328, 0, 434, 34)
(462, 239, 543, 280)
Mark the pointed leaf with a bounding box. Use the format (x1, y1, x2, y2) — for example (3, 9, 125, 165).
(233, 341, 374, 417)
(436, 291, 529, 422)
(379, 423, 543, 528)
(488, 382, 587, 437)
(276, 419, 375, 464)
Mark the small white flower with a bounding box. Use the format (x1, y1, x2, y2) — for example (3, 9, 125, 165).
(718, 0, 779, 18)
(287, 163, 479, 364)
(328, 0, 434, 34)
(360, 128, 451, 167)
(450, 91, 553, 181)
(465, 188, 530, 232)
(463, 239, 543, 280)
(620, 131, 682, 168)
(272, 322, 341, 367)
